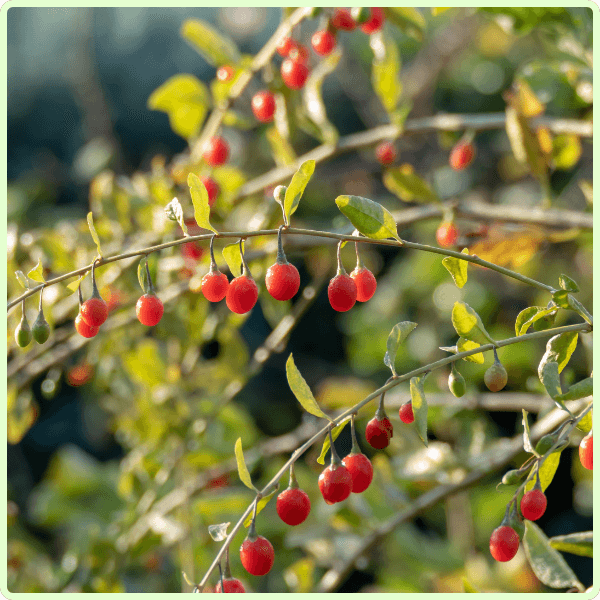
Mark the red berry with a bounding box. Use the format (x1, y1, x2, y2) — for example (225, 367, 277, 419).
(216, 65, 235, 82)
(311, 30, 336, 56)
(318, 464, 353, 504)
(436, 222, 459, 247)
(289, 43, 309, 65)
(276, 488, 311, 526)
(489, 525, 519, 562)
(251, 91, 277, 123)
(265, 263, 300, 301)
(226, 275, 259, 314)
(182, 241, 203, 262)
(365, 416, 391, 449)
(342, 452, 373, 494)
(80, 297, 108, 328)
(216, 578, 245, 593)
(240, 536, 274, 576)
(281, 59, 309, 90)
(328, 274, 357, 312)
(332, 8, 356, 30)
(399, 402, 415, 424)
(277, 37, 296, 57)
(136, 293, 164, 326)
(201, 271, 230, 302)
(449, 142, 475, 170)
(203, 136, 229, 166)
(375, 142, 397, 165)
(360, 7, 385, 34)
(75, 313, 99, 338)
(350, 267, 377, 302)
(520, 489, 547, 521)
(580, 433, 593, 470)
(201, 176, 220, 207)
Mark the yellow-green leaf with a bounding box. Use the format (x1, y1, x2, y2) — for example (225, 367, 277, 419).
(383, 167, 440, 204)
(66, 273, 88, 294)
(526, 451, 563, 493)
(286, 354, 332, 422)
(27, 260, 45, 283)
(410, 375, 428, 447)
(284, 160, 316, 225)
(538, 332, 579, 380)
(234, 437, 256, 491)
(462, 578, 480, 593)
(442, 249, 469, 288)
(576, 408, 593, 433)
(15, 270, 29, 289)
(87, 212, 103, 257)
(549, 532, 593, 558)
(317, 416, 351, 465)
(552, 134, 582, 170)
(222, 240, 244, 278)
(188, 173, 217, 234)
(559, 274, 579, 293)
(457, 337, 485, 364)
(180, 19, 240, 67)
(505, 105, 548, 181)
(370, 31, 402, 114)
(243, 488, 278, 527)
(335, 195, 402, 242)
(515, 306, 557, 336)
(451, 301, 495, 346)
(266, 126, 297, 167)
(384, 321, 418, 376)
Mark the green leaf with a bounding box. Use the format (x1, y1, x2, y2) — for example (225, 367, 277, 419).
(526, 451, 563, 493)
(410, 375, 428, 447)
(566, 295, 592, 324)
(383, 321, 418, 376)
(87, 212, 103, 257)
(505, 105, 548, 182)
(442, 249, 469, 288)
(457, 337, 485, 364)
(335, 195, 402, 242)
(284, 160, 316, 225)
(27, 260, 45, 283)
(286, 354, 332, 422)
(576, 408, 593, 434)
(266, 126, 297, 167)
(523, 521, 583, 590)
(383, 167, 440, 204)
(66, 273, 88, 294)
(538, 332, 579, 380)
(317, 416, 351, 465)
(138, 257, 149, 294)
(222, 240, 244, 278)
(383, 7, 425, 40)
(243, 488, 278, 527)
(165, 198, 188, 236)
(188, 173, 217, 234)
(462, 578, 480, 593)
(515, 306, 557, 336)
(15, 271, 29, 289)
(522, 410, 536, 455)
(552, 290, 570, 309)
(559, 274, 579, 293)
(540, 361, 563, 400)
(180, 19, 240, 67)
(370, 31, 402, 114)
(222, 110, 254, 130)
(552, 135, 582, 171)
(451, 301, 495, 346)
(554, 377, 593, 402)
(234, 438, 256, 491)
(549, 532, 593, 558)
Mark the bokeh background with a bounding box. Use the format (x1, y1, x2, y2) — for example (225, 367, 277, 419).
(7, 6, 593, 593)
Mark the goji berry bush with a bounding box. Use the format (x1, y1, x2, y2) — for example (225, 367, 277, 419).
(6, 6, 593, 594)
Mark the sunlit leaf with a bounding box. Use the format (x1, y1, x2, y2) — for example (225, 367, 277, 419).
(549, 532, 593, 558)
(284, 558, 315, 593)
(165, 197, 188, 236)
(558, 274, 579, 293)
(410, 375, 428, 447)
(66, 273, 88, 294)
(286, 354, 332, 422)
(284, 160, 316, 225)
(87, 212, 103, 257)
(335, 195, 402, 242)
(222, 240, 244, 278)
(234, 438, 256, 491)
(462, 578, 480, 593)
(525, 451, 563, 493)
(15, 270, 29, 289)
(384, 321, 418, 376)
(451, 301, 495, 346)
(317, 416, 351, 465)
(576, 408, 592, 434)
(505, 105, 548, 181)
(442, 249, 469, 288)
(243, 488, 278, 527)
(538, 332, 579, 380)
(188, 173, 217, 234)
(27, 259, 45, 283)
(180, 19, 240, 67)
(515, 306, 557, 336)
(514, 78, 545, 117)
(383, 166, 440, 204)
(457, 337, 485, 364)
(522, 410, 536, 454)
(266, 126, 297, 167)
(552, 135, 582, 170)
(370, 31, 402, 114)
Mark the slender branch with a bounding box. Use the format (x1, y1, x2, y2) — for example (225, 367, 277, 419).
(195, 321, 591, 589)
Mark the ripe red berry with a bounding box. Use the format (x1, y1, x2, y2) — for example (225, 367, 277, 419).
(450, 142, 475, 170)
(281, 59, 309, 90)
(182, 242, 203, 262)
(216, 65, 235, 82)
(365, 416, 391, 449)
(136, 294, 164, 326)
(318, 464, 353, 504)
(266, 263, 300, 301)
(202, 271, 230, 302)
(251, 91, 276, 123)
(289, 43, 309, 65)
(342, 452, 373, 494)
(436, 222, 459, 247)
(520, 489, 547, 521)
(328, 273, 357, 312)
(332, 8, 356, 30)
(226, 275, 258, 314)
(311, 30, 336, 56)
(240, 536, 274, 576)
(350, 267, 377, 302)
(80, 297, 108, 328)
(277, 37, 296, 57)
(202, 136, 229, 166)
(580, 433, 593, 470)
(201, 176, 220, 207)
(489, 525, 519, 562)
(276, 488, 311, 526)
(375, 142, 397, 165)
(75, 313, 99, 338)
(360, 7, 385, 34)
(216, 578, 246, 593)
(399, 402, 415, 424)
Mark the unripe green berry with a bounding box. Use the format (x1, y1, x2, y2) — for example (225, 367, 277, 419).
(448, 368, 466, 397)
(32, 310, 50, 344)
(502, 469, 525, 485)
(273, 185, 287, 205)
(15, 315, 32, 348)
(484, 360, 508, 392)
(535, 434, 557, 456)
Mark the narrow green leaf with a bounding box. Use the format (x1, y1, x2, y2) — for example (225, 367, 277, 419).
(188, 173, 217, 234)
(541, 361, 563, 400)
(522, 410, 536, 455)
(505, 105, 548, 181)
(462, 578, 480, 593)
(164, 197, 188, 236)
(538, 332, 579, 380)
(515, 306, 557, 336)
(15, 271, 29, 289)
(66, 273, 88, 294)
(559, 274, 579, 293)
(266, 126, 297, 167)
(222, 240, 244, 278)
(442, 249, 469, 288)
(87, 212, 103, 257)
(410, 375, 428, 447)
(523, 521, 583, 590)
(286, 354, 332, 422)
(317, 417, 351, 465)
(137, 257, 149, 294)
(451, 301, 495, 346)
(234, 438, 256, 491)
(554, 377, 593, 402)
(549, 532, 593, 558)
(370, 31, 402, 114)
(180, 19, 240, 67)
(567, 295, 592, 324)
(284, 160, 316, 225)
(457, 337, 485, 364)
(576, 408, 593, 434)
(383, 7, 425, 40)
(27, 260, 45, 283)
(383, 167, 441, 204)
(243, 488, 278, 527)
(526, 451, 563, 493)
(384, 321, 418, 376)
(335, 195, 402, 242)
